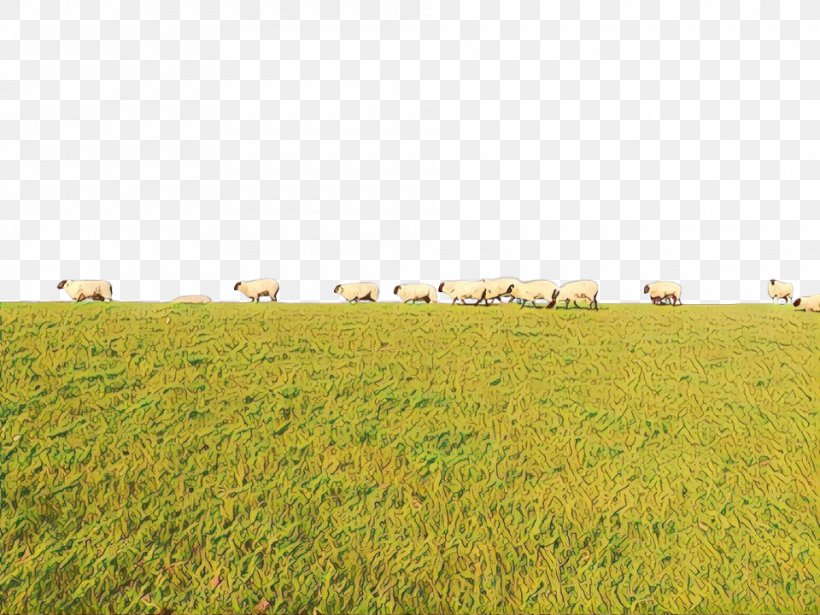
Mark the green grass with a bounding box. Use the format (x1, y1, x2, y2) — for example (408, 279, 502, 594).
(0, 302, 817, 613)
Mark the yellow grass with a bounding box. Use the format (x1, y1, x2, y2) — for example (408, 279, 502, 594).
(0, 302, 817, 613)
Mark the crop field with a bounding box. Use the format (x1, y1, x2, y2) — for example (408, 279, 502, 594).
(0, 302, 817, 613)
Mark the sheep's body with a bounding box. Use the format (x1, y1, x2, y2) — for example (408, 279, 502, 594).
(394, 283, 438, 304)
(57, 279, 113, 302)
(235, 278, 279, 302)
(644, 281, 682, 306)
(510, 280, 558, 308)
(550, 280, 599, 310)
(438, 280, 487, 306)
(768, 279, 793, 303)
(793, 295, 820, 312)
(334, 283, 379, 303)
(482, 278, 520, 303)
(172, 295, 212, 304)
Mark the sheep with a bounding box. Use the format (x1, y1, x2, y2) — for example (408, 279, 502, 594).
(57, 279, 113, 302)
(481, 277, 521, 304)
(171, 295, 212, 304)
(643, 281, 683, 306)
(234, 278, 280, 302)
(509, 280, 558, 308)
(438, 280, 488, 306)
(549, 280, 599, 310)
(768, 279, 793, 304)
(334, 282, 379, 303)
(394, 283, 438, 304)
(793, 295, 820, 312)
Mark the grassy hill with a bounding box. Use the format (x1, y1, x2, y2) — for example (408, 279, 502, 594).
(0, 303, 817, 612)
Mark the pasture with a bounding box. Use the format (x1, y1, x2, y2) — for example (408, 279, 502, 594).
(0, 302, 817, 612)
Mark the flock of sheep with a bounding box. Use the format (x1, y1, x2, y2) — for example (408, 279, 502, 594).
(54, 277, 819, 311)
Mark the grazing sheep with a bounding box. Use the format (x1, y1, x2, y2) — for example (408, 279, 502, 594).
(768, 279, 793, 304)
(172, 295, 212, 304)
(482, 278, 521, 304)
(644, 281, 683, 306)
(509, 280, 558, 308)
(549, 280, 599, 310)
(793, 295, 820, 312)
(57, 279, 113, 302)
(234, 278, 280, 302)
(394, 283, 438, 304)
(438, 280, 487, 306)
(334, 282, 379, 303)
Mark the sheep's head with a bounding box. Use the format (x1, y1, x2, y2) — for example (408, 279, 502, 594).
(643, 285, 650, 294)
(57, 280, 68, 289)
(438, 282, 446, 293)
(233, 282, 242, 291)
(552, 288, 560, 300)
(393, 285, 401, 295)
(770, 279, 776, 285)
(506, 284, 515, 295)
(794, 298, 802, 307)
(333, 285, 342, 294)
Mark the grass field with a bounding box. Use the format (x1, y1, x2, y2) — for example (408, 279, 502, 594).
(0, 302, 817, 613)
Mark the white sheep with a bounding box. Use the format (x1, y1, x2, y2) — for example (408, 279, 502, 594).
(394, 283, 438, 304)
(482, 278, 520, 304)
(234, 278, 280, 302)
(549, 280, 599, 310)
(793, 295, 820, 312)
(768, 279, 793, 304)
(57, 279, 113, 302)
(509, 280, 558, 308)
(438, 280, 488, 306)
(643, 281, 682, 306)
(334, 282, 379, 303)
(171, 295, 212, 304)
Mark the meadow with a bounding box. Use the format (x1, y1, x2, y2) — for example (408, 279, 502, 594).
(0, 302, 817, 613)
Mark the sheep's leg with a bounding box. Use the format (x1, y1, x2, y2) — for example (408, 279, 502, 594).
(573, 300, 581, 308)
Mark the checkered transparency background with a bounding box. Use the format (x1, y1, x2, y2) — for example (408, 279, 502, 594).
(0, 1, 818, 303)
